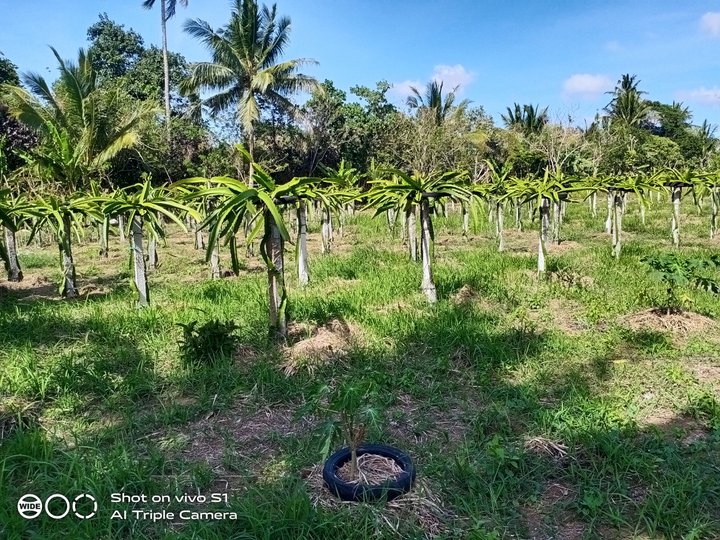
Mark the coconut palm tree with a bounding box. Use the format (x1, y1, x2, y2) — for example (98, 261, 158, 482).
(604, 74, 649, 127)
(406, 80, 469, 126)
(1, 47, 155, 192)
(178, 146, 319, 341)
(367, 169, 470, 303)
(501, 103, 548, 135)
(141, 0, 189, 135)
(182, 0, 319, 171)
(100, 179, 199, 307)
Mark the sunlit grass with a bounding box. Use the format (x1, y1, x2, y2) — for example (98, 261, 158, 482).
(1, 197, 719, 538)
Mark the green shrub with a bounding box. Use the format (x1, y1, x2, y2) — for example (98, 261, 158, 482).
(641, 253, 720, 312)
(178, 319, 239, 367)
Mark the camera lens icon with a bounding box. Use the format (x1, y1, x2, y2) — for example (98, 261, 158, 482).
(17, 494, 43, 519)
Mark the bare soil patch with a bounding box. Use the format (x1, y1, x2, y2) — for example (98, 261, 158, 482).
(640, 408, 709, 445)
(545, 240, 582, 254)
(177, 399, 315, 478)
(527, 299, 590, 335)
(385, 393, 472, 446)
(521, 480, 579, 540)
(689, 360, 720, 391)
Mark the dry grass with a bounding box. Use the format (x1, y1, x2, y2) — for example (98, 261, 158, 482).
(623, 308, 717, 336)
(336, 452, 403, 484)
(281, 318, 363, 375)
(303, 462, 456, 537)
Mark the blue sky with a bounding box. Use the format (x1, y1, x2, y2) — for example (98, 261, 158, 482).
(2, 0, 720, 127)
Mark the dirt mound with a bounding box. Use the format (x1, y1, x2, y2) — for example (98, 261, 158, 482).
(282, 319, 362, 375)
(548, 269, 594, 289)
(451, 284, 476, 305)
(623, 309, 716, 336)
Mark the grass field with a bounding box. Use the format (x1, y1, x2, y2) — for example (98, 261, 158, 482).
(1, 197, 719, 539)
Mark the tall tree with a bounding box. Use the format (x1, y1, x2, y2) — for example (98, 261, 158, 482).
(87, 13, 145, 82)
(605, 74, 649, 127)
(502, 103, 548, 136)
(2, 47, 155, 192)
(182, 0, 318, 170)
(407, 80, 469, 126)
(142, 0, 188, 136)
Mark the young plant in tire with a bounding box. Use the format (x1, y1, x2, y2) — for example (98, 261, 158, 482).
(313, 380, 382, 481)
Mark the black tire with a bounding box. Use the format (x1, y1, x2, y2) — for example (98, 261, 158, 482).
(322, 444, 416, 502)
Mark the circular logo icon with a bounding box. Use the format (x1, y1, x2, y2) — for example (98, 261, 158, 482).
(44, 494, 71, 520)
(17, 494, 43, 519)
(73, 493, 97, 519)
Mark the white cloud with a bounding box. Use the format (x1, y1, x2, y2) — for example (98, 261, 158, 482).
(676, 86, 720, 105)
(388, 79, 422, 101)
(430, 64, 474, 93)
(389, 64, 474, 102)
(562, 73, 613, 100)
(700, 12, 720, 37)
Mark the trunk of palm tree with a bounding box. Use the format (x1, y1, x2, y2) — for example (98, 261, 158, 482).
(407, 207, 417, 262)
(131, 215, 150, 307)
(711, 188, 718, 239)
(605, 191, 613, 234)
(496, 202, 505, 252)
(515, 199, 523, 231)
(540, 197, 550, 244)
(419, 199, 436, 303)
(210, 239, 221, 279)
(118, 214, 126, 242)
(590, 191, 597, 218)
(264, 210, 287, 342)
(229, 235, 241, 276)
(147, 237, 158, 270)
(321, 206, 332, 254)
(671, 186, 681, 248)
(297, 201, 310, 286)
(98, 216, 109, 258)
(462, 202, 470, 238)
(3, 226, 23, 282)
(488, 200, 494, 224)
(160, 0, 171, 138)
(552, 200, 561, 244)
(612, 191, 623, 260)
(60, 215, 78, 298)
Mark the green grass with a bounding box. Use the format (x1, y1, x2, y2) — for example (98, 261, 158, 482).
(1, 195, 719, 539)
